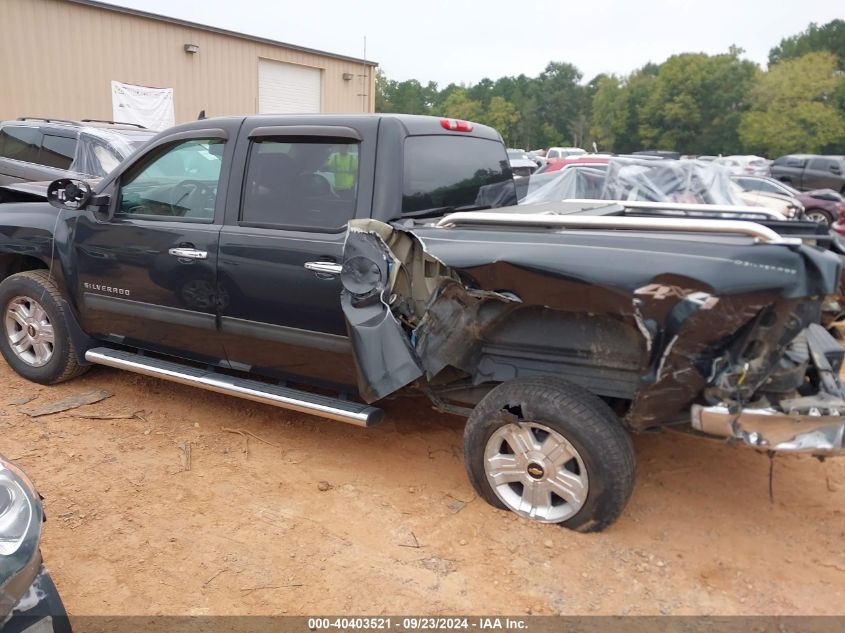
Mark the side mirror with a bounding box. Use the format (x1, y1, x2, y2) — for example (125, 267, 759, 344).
(46, 178, 113, 221)
(47, 179, 92, 210)
(830, 165, 842, 175)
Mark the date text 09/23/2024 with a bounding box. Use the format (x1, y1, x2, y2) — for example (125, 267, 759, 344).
(307, 617, 527, 630)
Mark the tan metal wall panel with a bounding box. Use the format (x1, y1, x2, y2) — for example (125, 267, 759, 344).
(0, 0, 375, 124)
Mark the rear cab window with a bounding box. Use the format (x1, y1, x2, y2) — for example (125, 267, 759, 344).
(401, 135, 515, 217)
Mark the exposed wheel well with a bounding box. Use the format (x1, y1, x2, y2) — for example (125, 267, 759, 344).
(0, 254, 49, 282)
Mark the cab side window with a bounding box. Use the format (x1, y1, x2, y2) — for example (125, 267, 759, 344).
(240, 139, 359, 231)
(117, 139, 224, 220)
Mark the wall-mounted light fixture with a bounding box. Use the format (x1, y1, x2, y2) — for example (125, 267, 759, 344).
(184, 44, 199, 54)
(342, 72, 354, 81)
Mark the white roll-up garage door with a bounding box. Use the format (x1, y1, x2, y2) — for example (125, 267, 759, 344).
(258, 59, 322, 114)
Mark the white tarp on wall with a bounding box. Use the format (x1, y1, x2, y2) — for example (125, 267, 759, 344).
(111, 81, 175, 131)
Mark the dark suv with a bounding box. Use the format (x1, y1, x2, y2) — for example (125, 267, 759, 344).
(0, 117, 156, 186)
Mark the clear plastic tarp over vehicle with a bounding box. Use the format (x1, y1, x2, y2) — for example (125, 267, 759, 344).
(70, 127, 152, 178)
(521, 158, 747, 206)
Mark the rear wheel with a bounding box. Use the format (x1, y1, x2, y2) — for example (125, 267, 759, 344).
(463, 375, 635, 532)
(0, 270, 87, 384)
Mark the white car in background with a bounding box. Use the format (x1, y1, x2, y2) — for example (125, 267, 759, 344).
(546, 146, 587, 160)
(714, 154, 770, 176)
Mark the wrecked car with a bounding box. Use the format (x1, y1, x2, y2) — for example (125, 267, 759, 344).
(0, 455, 72, 632)
(0, 114, 843, 533)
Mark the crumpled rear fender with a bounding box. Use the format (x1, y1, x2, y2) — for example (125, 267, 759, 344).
(341, 220, 841, 428)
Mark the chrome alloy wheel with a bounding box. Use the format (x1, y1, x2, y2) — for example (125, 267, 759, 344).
(484, 421, 589, 523)
(4, 296, 55, 367)
(805, 210, 830, 226)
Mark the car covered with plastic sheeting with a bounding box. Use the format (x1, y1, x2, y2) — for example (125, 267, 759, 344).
(0, 117, 156, 187)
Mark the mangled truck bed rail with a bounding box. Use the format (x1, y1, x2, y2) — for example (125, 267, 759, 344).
(342, 210, 845, 459)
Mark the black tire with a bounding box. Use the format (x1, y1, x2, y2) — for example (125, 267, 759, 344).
(805, 208, 832, 227)
(0, 270, 88, 384)
(464, 375, 635, 532)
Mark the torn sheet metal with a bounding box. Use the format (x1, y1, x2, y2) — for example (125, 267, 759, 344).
(342, 217, 843, 430)
(341, 223, 423, 403)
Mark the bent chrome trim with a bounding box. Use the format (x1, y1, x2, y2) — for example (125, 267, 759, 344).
(690, 404, 845, 456)
(434, 212, 798, 245)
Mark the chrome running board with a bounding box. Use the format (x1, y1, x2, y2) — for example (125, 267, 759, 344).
(84, 347, 383, 427)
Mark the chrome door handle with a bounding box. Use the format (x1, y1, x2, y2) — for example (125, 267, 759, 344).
(304, 261, 342, 275)
(169, 247, 208, 260)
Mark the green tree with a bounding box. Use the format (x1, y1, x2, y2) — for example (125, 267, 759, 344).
(375, 76, 438, 114)
(374, 69, 392, 112)
(590, 75, 626, 150)
(739, 51, 845, 156)
(590, 66, 660, 153)
(533, 62, 588, 147)
(637, 50, 756, 154)
(480, 96, 520, 145)
(769, 19, 845, 69)
(436, 87, 483, 121)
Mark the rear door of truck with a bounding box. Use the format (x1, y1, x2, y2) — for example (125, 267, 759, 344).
(216, 117, 378, 388)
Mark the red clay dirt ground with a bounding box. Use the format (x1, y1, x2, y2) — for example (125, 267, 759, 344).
(1, 362, 844, 616)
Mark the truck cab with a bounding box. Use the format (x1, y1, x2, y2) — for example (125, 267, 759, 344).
(1, 114, 514, 389)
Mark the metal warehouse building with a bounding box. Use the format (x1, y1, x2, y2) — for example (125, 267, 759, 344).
(0, 0, 377, 124)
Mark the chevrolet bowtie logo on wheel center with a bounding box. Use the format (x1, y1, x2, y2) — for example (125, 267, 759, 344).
(527, 463, 545, 480)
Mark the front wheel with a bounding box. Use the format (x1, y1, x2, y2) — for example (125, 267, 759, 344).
(805, 208, 832, 227)
(0, 270, 87, 384)
(463, 376, 635, 532)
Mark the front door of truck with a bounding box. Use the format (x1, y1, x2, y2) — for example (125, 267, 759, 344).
(216, 120, 376, 387)
(73, 133, 230, 364)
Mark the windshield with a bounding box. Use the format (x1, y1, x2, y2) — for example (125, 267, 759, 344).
(402, 136, 515, 215)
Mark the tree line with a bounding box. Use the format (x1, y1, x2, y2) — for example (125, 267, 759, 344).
(375, 19, 845, 157)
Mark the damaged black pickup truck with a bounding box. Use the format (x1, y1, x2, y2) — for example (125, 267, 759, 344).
(0, 114, 843, 532)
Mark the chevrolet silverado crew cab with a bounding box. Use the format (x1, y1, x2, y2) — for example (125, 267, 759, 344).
(0, 114, 843, 532)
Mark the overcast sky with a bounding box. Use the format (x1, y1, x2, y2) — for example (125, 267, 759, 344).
(109, 0, 842, 85)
